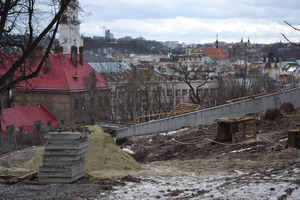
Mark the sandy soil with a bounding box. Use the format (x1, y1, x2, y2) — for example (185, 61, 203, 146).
(0, 108, 300, 199)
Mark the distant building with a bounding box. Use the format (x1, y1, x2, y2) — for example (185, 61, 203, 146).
(165, 41, 179, 50)
(262, 51, 280, 80)
(105, 29, 114, 39)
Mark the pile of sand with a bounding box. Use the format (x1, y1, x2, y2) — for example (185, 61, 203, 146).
(84, 125, 144, 178)
(21, 126, 143, 179)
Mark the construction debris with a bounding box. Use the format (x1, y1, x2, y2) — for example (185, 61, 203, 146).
(38, 132, 89, 183)
(136, 103, 201, 123)
(20, 126, 143, 180)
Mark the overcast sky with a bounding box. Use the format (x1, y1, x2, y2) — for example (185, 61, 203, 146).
(79, 0, 300, 44)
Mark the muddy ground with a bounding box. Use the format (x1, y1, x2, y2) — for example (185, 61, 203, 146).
(0, 107, 300, 199)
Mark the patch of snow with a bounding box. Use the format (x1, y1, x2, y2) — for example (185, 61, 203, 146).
(234, 170, 245, 175)
(158, 128, 189, 136)
(293, 168, 300, 173)
(167, 130, 178, 135)
(122, 148, 134, 154)
(230, 147, 252, 153)
(278, 138, 288, 142)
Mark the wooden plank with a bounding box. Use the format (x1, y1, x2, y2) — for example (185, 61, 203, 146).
(8, 171, 38, 183)
(18, 171, 38, 182)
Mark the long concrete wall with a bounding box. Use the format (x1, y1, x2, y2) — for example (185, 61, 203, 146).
(116, 87, 300, 139)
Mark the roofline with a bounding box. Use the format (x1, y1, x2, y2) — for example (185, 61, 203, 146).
(15, 86, 111, 92)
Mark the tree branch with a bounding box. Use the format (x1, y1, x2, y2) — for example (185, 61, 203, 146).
(0, 0, 72, 89)
(284, 21, 300, 32)
(281, 33, 300, 47)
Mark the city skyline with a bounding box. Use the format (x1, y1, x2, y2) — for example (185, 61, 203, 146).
(80, 0, 300, 44)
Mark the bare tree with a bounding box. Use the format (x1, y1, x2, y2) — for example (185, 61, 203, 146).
(0, 0, 72, 147)
(281, 21, 300, 46)
(0, 0, 72, 95)
(171, 63, 209, 105)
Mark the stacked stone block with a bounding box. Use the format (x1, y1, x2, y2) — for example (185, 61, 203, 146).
(39, 132, 89, 183)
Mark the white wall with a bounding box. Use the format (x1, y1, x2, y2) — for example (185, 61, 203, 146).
(116, 87, 300, 138)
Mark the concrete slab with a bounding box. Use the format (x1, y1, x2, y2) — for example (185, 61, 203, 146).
(39, 162, 84, 172)
(46, 137, 88, 144)
(43, 147, 88, 156)
(45, 132, 88, 140)
(45, 140, 89, 150)
(43, 152, 88, 162)
(42, 158, 85, 167)
(39, 165, 84, 177)
(39, 171, 84, 183)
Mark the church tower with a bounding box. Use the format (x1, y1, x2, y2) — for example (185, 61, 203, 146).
(59, 0, 82, 54)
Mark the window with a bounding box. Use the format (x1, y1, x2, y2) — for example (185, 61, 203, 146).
(182, 89, 187, 97)
(197, 88, 202, 96)
(111, 91, 116, 99)
(90, 97, 94, 108)
(99, 96, 103, 106)
(75, 99, 79, 110)
(81, 98, 85, 109)
(118, 91, 125, 98)
(176, 89, 181, 97)
(167, 89, 172, 96)
(204, 89, 209, 96)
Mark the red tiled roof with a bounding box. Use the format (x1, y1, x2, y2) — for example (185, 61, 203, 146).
(1, 54, 109, 92)
(202, 47, 228, 59)
(1, 104, 59, 136)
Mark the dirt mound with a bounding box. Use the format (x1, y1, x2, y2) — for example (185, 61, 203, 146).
(20, 126, 143, 179)
(280, 102, 296, 114)
(264, 108, 282, 121)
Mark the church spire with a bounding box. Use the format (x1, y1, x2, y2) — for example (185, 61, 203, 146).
(59, 0, 81, 54)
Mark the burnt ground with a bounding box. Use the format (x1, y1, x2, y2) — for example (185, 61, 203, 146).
(1, 108, 300, 199)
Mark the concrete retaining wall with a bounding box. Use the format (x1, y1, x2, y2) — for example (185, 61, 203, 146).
(116, 87, 300, 139)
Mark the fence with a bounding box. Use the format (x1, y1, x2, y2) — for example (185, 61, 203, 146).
(0, 120, 46, 152)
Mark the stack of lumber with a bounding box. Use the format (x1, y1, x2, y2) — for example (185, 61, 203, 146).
(39, 132, 89, 183)
(167, 103, 201, 117)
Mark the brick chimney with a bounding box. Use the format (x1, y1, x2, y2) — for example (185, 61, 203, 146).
(55, 46, 63, 54)
(28, 51, 36, 65)
(35, 45, 44, 57)
(71, 46, 77, 67)
(79, 46, 83, 65)
(28, 45, 43, 65)
(43, 54, 50, 73)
